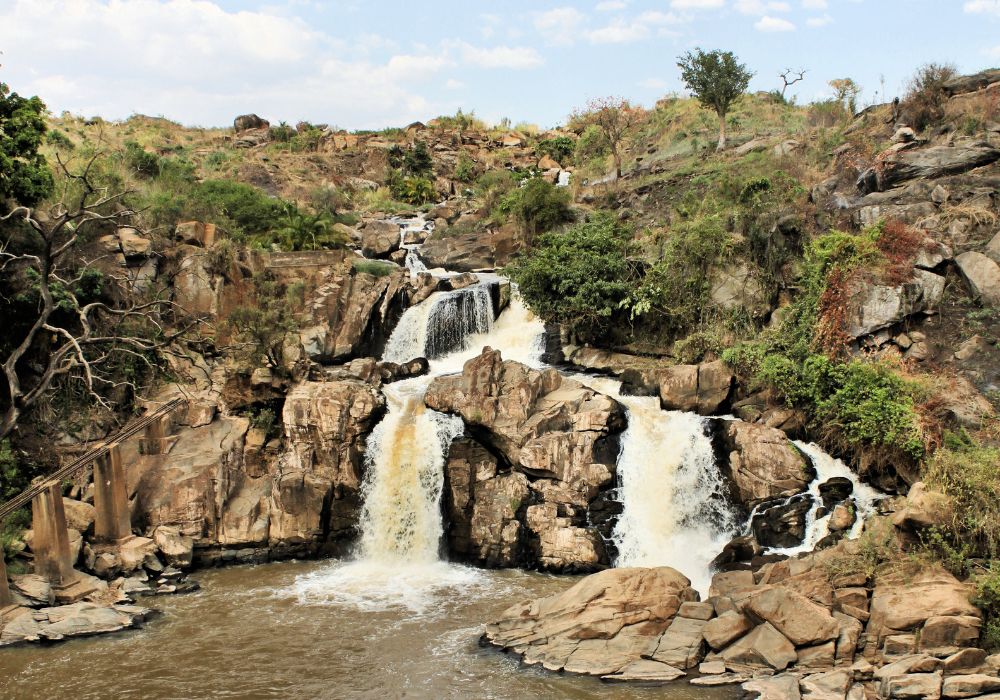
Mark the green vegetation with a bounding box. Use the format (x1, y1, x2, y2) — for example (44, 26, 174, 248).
(274, 203, 349, 251)
(225, 273, 298, 370)
(506, 214, 637, 339)
(677, 49, 754, 151)
(0, 82, 54, 207)
(903, 62, 959, 132)
(974, 565, 1000, 652)
(352, 259, 395, 277)
(495, 178, 573, 242)
(537, 136, 574, 165)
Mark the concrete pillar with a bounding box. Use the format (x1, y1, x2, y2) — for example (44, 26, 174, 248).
(143, 415, 166, 455)
(93, 445, 131, 542)
(31, 483, 75, 587)
(0, 556, 12, 609)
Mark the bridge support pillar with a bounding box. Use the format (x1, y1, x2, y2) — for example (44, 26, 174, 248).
(143, 415, 167, 455)
(93, 445, 131, 543)
(0, 556, 12, 610)
(32, 483, 97, 603)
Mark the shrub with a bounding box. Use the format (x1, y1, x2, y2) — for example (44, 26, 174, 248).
(495, 178, 573, 241)
(974, 565, 1000, 652)
(903, 62, 959, 132)
(575, 124, 610, 166)
(538, 136, 575, 165)
(454, 152, 476, 183)
(225, 272, 297, 370)
(403, 141, 433, 176)
(271, 121, 295, 142)
(925, 431, 1000, 557)
(352, 260, 395, 277)
(122, 141, 161, 178)
(391, 175, 436, 205)
(46, 129, 75, 150)
(506, 213, 637, 339)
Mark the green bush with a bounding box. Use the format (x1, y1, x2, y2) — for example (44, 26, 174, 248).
(454, 152, 476, 183)
(391, 175, 435, 205)
(123, 140, 161, 178)
(274, 203, 348, 251)
(352, 260, 395, 277)
(575, 124, 610, 165)
(973, 564, 1000, 652)
(538, 136, 575, 165)
(506, 213, 637, 339)
(403, 141, 433, 176)
(495, 178, 573, 240)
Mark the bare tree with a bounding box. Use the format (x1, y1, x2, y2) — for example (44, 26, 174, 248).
(779, 68, 807, 98)
(570, 97, 645, 179)
(0, 152, 194, 438)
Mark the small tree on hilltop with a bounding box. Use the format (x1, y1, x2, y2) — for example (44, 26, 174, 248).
(677, 49, 754, 151)
(570, 97, 644, 179)
(829, 78, 862, 117)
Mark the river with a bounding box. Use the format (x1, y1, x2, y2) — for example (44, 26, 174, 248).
(0, 560, 738, 699)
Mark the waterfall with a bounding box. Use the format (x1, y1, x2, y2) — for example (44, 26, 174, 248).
(382, 284, 495, 364)
(358, 381, 464, 562)
(573, 376, 738, 594)
(758, 440, 883, 557)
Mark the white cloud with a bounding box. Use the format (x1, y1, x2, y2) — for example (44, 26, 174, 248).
(986, 45, 1000, 58)
(806, 14, 833, 26)
(965, 0, 1000, 15)
(735, 0, 791, 14)
(802, 0, 827, 7)
(586, 19, 650, 43)
(0, 0, 543, 128)
(638, 10, 685, 24)
(755, 15, 796, 31)
(639, 77, 669, 90)
(444, 78, 465, 90)
(455, 42, 543, 69)
(670, 0, 724, 9)
(533, 7, 587, 46)
(596, 0, 628, 10)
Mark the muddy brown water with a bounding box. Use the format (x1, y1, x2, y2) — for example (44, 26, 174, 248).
(0, 560, 740, 700)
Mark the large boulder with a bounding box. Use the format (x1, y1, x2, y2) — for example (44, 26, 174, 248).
(420, 225, 519, 271)
(483, 567, 699, 676)
(721, 622, 797, 671)
(944, 69, 1000, 96)
(360, 221, 401, 258)
(708, 264, 771, 318)
(429, 348, 625, 571)
(658, 361, 733, 414)
(743, 586, 840, 646)
(845, 269, 945, 338)
(233, 114, 268, 132)
(720, 421, 812, 507)
(955, 251, 1000, 306)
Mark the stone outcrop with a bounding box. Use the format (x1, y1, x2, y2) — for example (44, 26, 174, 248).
(0, 602, 150, 647)
(658, 360, 734, 414)
(428, 348, 625, 571)
(420, 225, 519, 271)
(483, 567, 698, 676)
(845, 269, 945, 339)
(955, 251, 1000, 306)
(360, 221, 401, 258)
(876, 140, 1000, 191)
(719, 420, 812, 507)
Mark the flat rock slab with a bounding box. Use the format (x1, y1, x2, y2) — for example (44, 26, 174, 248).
(0, 602, 149, 647)
(601, 659, 685, 682)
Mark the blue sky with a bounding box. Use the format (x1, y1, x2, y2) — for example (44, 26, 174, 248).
(0, 0, 997, 129)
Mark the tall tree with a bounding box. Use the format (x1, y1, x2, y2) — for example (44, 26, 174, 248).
(570, 97, 644, 179)
(677, 49, 754, 151)
(0, 82, 54, 209)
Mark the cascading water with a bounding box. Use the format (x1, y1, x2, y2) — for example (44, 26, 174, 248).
(357, 382, 464, 562)
(574, 376, 738, 594)
(754, 440, 883, 557)
(382, 284, 495, 363)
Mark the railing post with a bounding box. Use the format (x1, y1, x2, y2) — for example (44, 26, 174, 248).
(31, 483, 75, 587)
(0, 555, 12, 609)
(93, 445, 131, 542)
(143, 415, 166, 455)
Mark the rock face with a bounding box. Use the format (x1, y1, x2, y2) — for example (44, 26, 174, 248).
(233, 114, 269, 132)
(0, 602, 150, 647)
(484, 567, 699, 676)
(293, 254, 409, 361)
(877, 140, 1000, 191)
(129, 376, 384, 563)
(719, 421, 812, 507)
(427, 348, 625, 571)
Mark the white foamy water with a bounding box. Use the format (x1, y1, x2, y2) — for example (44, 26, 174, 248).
(382, 284, 496, 363)
(761, 440, 883, 557)
(573, 375, 737, 595)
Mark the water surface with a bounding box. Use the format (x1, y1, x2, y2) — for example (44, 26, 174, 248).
(0, 560, 739, 700)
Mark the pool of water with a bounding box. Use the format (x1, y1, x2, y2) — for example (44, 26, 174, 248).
(0, 560, 739, 700)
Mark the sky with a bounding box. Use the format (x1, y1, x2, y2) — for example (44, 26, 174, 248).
(0, 0, 997, 130)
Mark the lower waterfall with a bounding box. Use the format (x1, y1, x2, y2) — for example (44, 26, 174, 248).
(357, 381, 464, 562)
(575, 376, 737, 594)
